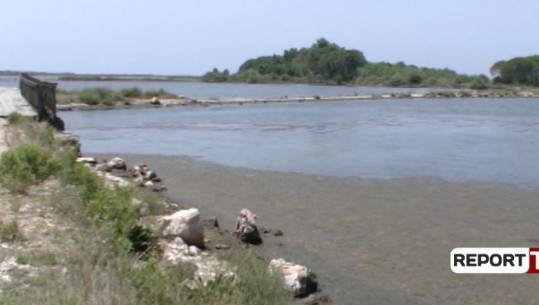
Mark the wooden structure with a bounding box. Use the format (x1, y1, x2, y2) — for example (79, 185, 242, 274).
(19, 73, 64, 130)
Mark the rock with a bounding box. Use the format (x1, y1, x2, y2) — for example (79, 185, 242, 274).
(273, 229, 284, 237)
(107, 157, 127, 170)
(158, 208, 205, 248)
(149, 97, 161, 105)
(214, 243, 229, 250)
(96, 163, 112, 172)
(76, 157, 97, 165)
(269, 258, 318, 297)
(103, 173, 130, 187)
(134, 175, 145, 186)
(131, 198, 150, 217)
(235, 209, 262, 245)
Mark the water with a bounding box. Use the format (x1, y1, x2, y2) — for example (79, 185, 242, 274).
(61, 98, 539, 187)
(0, 75, 434, 99)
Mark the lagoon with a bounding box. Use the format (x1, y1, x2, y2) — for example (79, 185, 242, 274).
(62, 97, 539, 187)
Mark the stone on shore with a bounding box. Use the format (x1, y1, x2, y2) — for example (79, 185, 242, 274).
(107, 157, 127, 170)
(235, 208, 262, 245)
(76, 157, 97, 165)
(269, 258, 318, 297)
(149, 97, 161, 105)
(158, 208, 205, 248)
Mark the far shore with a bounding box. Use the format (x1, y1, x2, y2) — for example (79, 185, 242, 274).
(57, 89, 539, 112)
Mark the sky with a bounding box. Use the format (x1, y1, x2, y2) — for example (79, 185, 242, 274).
(1, 0, 537, 76)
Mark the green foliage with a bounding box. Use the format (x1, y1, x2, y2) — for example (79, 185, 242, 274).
(6, 112, 25, 125)
(0, 145, 61, 192)
(87, 186, 136, 244)
(355, 62, 481, 88)
(203, 68, 231, 82)
(64, 163, 137, 248)
(0, 219, 21, 242)
(224, 249, 293, 305)
(79, 88, 120, 105)
(56, 88, 176, 106)
(491, 55, 539, 86)
(220, 38, 366, 84)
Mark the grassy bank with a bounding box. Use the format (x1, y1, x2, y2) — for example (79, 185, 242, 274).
(56, 87, 177, 106)
(0, 115, 292, 305)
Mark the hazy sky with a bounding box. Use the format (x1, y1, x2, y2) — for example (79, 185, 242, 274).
(1, 0, 537, 76)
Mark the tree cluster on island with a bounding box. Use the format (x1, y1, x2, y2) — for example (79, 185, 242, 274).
(204, 38, 537, 89)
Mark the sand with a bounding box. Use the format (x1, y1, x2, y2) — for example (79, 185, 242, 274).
(95, 153, 539, 305)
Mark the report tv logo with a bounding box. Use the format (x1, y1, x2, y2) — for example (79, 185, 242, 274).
(451, 248, 539, 274)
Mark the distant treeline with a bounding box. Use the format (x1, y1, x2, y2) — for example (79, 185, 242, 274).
(204, 38, 538, 89)
(490, 56, 539, 87)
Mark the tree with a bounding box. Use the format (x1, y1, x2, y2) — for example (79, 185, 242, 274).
(490, 56, 539, 86)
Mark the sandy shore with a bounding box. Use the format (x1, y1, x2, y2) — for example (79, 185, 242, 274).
(95, 153, 539, 305)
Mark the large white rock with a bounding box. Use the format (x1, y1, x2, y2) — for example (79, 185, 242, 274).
(158, 208, 204, 248)
(107, 157, 127, 170)
(269, 258, 318, 297)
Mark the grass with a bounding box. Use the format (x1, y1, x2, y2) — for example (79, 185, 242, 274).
(0, 219, 22, 242)
(0, 119, 293, 305)
(56, 87, 177, 106)
(0, 144, 61, 192)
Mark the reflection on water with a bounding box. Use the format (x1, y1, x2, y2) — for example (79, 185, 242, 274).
(62, 98, 539, 187)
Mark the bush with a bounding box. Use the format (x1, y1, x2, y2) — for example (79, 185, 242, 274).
(0, 145, 61, 192)
(6, 112, 24, 125)
(79, 88, 121, 105)
(0, 219, 22, 242)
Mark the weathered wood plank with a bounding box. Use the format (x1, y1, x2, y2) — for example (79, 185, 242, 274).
(0, 87, 37, 117)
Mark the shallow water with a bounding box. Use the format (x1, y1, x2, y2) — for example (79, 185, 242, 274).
(63, 98, 539, 187)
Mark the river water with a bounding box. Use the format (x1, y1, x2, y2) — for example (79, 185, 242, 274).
(62, 97, 539, 187)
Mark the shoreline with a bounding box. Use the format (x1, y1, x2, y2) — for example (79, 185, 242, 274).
(91, 152, 539, 305)
(56, 90, 539, 112)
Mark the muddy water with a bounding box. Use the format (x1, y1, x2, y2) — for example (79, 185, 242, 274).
(100, 154, 539, 305)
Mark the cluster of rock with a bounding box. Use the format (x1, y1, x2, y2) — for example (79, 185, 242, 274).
(157, 208, 234, 288)
(232, 208, 319, 298)
(72, 157, 323, 300)
(76, 156, 166, 192)
(155, 206, 319, 298)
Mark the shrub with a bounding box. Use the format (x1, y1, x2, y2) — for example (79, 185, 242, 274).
(0, 145, 61, 192)
(78, 88, 121, 105)
(120, 87, 143, 98)
(6, 112, 24, 125)
(87, 186, 137, 248)
(0, 219, 21, 242)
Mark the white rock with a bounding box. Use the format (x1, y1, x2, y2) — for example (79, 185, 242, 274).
(104, 173, 130, 187)
(269, 258, 318, 297)
(149, 97, 161, 105)
(107, 157, 127, 170)
(76, 157, 97, 165)
(158, 208, 204, 248)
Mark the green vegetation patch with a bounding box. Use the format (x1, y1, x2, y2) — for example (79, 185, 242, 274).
(56, 87, 177, 106)
(0, 144, 61, 192)
(0, 219, 22, 242)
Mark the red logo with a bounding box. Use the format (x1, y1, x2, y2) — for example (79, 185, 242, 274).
(528, 248, 539, 273)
